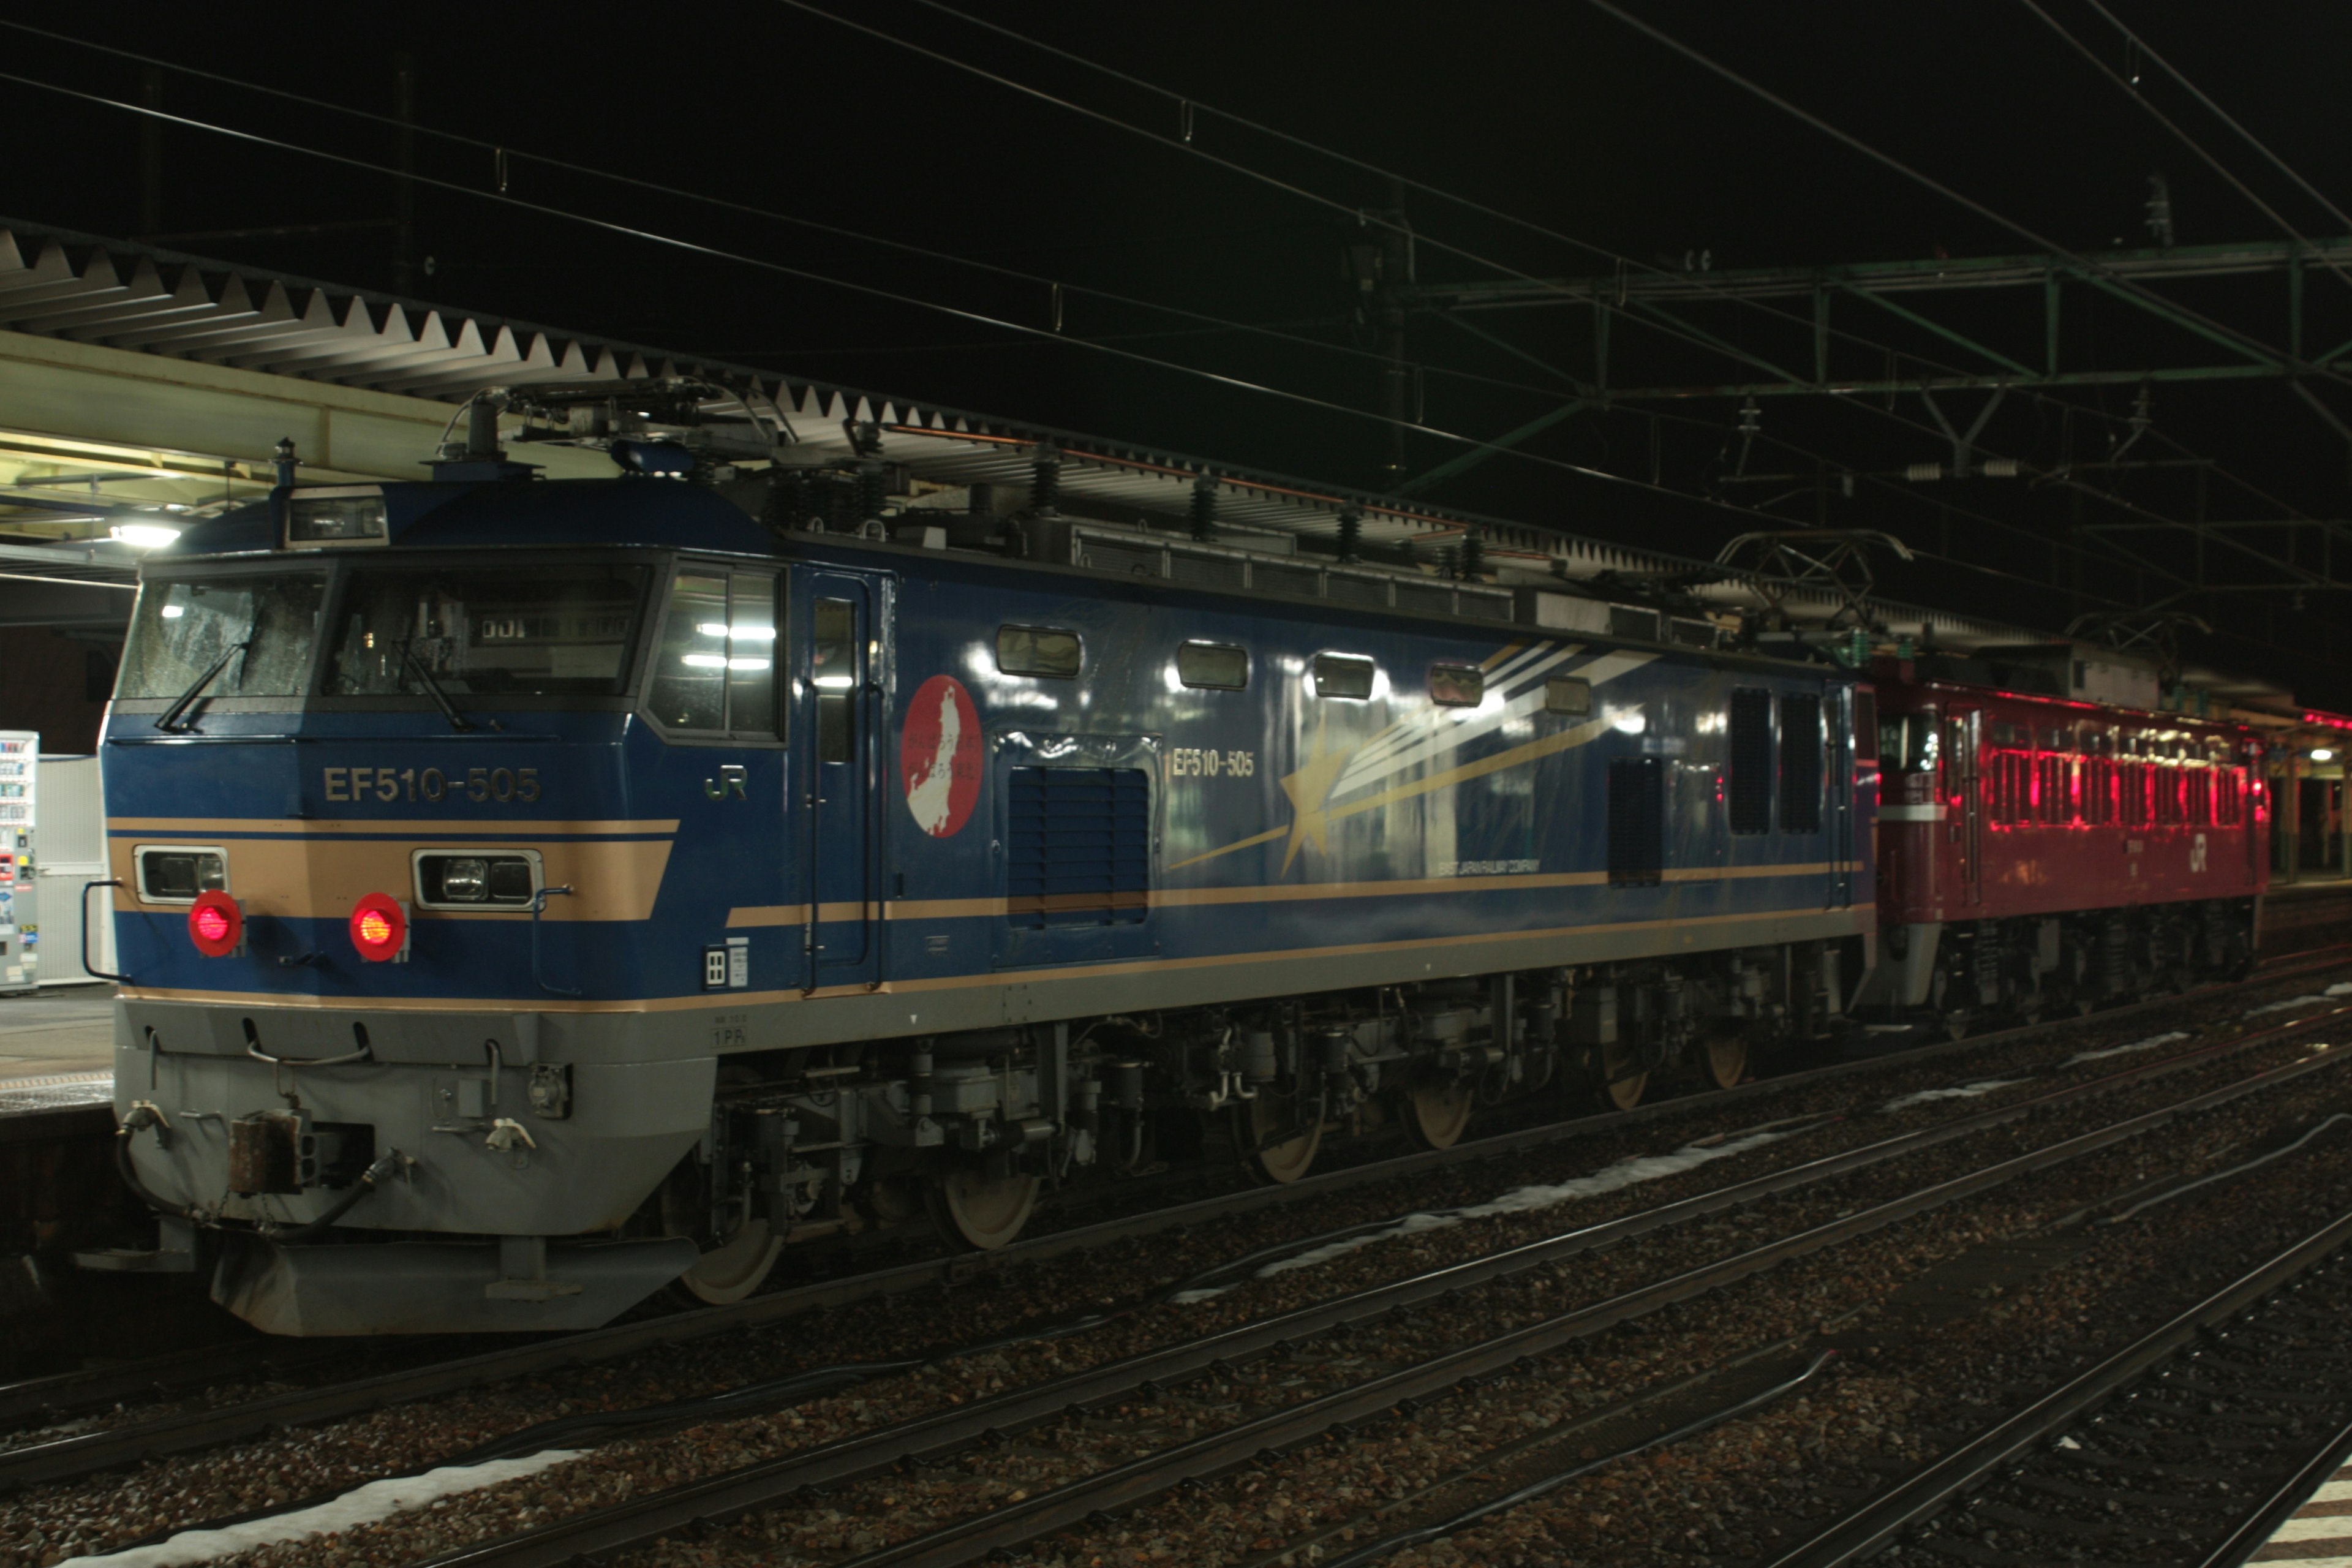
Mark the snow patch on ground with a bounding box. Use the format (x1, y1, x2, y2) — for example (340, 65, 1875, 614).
(2245, 995, 2337, 1017)
(1880, 1079, 2027, 1114)
(2062, 1030, 2190, 1068)
(58, 1450, 586, 1568)
(1170, 1125, 1799, 1305)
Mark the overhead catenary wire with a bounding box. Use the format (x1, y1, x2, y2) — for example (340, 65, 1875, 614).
(1579, 0, 2352, 390)
(833, 0, 2332, 451)
(764, 0, 2321, 612)
(2072, 0, 2352, 238)
(2010, 0, 2352, 299)
(6, 17, 2054, 478)
(19, 1, 2261, 587)
(0, 72, 1893, 549)
(6, 33, 2296, 636)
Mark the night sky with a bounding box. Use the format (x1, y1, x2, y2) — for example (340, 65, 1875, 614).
(11, 2, 2351, 701)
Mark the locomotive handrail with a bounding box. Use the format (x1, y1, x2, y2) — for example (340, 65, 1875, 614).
(80, 879, 130, 985)
(530, 885, 579, 997)
(246, 1039, 374, 1068)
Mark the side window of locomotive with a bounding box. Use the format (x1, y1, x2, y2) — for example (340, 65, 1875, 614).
(813, 598, 856, 764)
(1177, 641, 1248, 690)
(1430, 663, 1483, 707)
(1727, 687, 1774, 834)
(1607, 756, 1665, 887)
(1545, 675, 1592, 716)
(1853, 691, 1878, 763)
(997, 625, 1081, 679)
(647, 570, 781, 738)
(1780, 695, 1822, 832)
(1313, 654, 1376, 699)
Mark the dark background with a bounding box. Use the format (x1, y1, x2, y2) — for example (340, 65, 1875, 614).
(10, 1, 2351, 702)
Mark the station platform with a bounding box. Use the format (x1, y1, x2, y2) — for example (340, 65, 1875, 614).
(0, 986, 114, 1112)
(2253, 1463, 2352, 1562)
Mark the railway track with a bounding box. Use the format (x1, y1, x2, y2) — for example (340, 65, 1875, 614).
(1763, 1211, 2352, 1567)
(1, 955, 2343, 1497)
(7, 946, 2345, 1463)
(10, 959, 2352, 1565)
(391, 1000, 2352, 1568)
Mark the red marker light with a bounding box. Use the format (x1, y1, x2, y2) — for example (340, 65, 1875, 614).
(349, 893, 409, 963)
(187, 890, 244, 957)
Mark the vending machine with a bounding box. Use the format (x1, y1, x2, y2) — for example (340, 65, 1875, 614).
(0, 731, 35, 994)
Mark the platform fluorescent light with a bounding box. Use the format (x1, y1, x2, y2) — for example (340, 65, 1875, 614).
(2315, 748, 2336, 763)
(110, 522, 183, 549)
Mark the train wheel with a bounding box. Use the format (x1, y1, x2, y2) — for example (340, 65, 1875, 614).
(1403, 1081, 1474, 1150)
(1599, 1039, 1648, 1112)
(1940, 1011, 1972, 1042)
(678, 1218, 784, 1305)
(927, 1166, 1039, 1251)
(1699, 1028, 1748, 1091)
(1243, 1090, 1323, 1184)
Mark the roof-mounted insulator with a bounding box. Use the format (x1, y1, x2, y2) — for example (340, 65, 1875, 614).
(1030, 444, 1061, 516)
(272, 437, 300, 489)
(859, 461, 888, 526)
(761, 469, 808, 535)
(1439, 544, 1460, 579)
(1336, 506, 1362, 564)
(1191, 475, 1218, 543)
(1460, 532, 1485, 581)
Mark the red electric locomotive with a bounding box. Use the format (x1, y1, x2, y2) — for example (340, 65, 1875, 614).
(1858, 646, 2269, 1031)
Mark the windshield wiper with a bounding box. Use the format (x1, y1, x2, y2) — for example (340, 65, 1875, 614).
(154, 640, 249, 733)
(399, 640, 475, 733)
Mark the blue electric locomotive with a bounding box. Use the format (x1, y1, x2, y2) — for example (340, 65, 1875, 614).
(94, 421, 1875, 1335)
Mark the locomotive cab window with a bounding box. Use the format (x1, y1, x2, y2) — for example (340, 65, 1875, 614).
(645, 568, 780, 739)
(1313, 654, 1375, 699)
(120, 572, 326, 704)
(1545, 675, 1592, 716)
(330, 563, 650, 700)
(1430, 663, 1483, 707)
(1176, 641, 1248, 690)
(998, 625, 1081, 679)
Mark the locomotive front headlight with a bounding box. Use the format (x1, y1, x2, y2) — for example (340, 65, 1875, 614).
(440, 858, 489, 902)
(415, 851, 541, 909)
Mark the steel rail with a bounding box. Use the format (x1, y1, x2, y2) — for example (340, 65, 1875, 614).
(6, 964, 2342, 1492)
(0, 1341, 347, 1432)
(402, 1009, 2352, 1567)
(1761, 1207, 2352, 1567)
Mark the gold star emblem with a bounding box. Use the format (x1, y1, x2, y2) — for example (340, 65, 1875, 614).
(1279, 748, 1355, 872)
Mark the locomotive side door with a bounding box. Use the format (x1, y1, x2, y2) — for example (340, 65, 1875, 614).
(1945, 708, 1984, 907)
(801, 571, 880, 990)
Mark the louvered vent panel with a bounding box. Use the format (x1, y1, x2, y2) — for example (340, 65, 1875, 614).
(1460, 590, 1512, 620)
(1323, 573, 1390, 606)
(1393, 581, 1455, 616)
(1250, 560, 1322, 598)
(1080, 539, 1164, 579)
(1007, 767, 1151, 928)
(1169, 550, 1246, 587)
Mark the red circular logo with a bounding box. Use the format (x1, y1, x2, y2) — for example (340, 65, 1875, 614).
(901, 675, 982, 837)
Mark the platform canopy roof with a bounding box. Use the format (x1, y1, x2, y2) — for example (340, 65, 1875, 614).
(0, 217, 2294, 707)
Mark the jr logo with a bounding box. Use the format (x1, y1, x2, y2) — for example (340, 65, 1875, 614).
(704, 765, 748, 801)
(2190, 832, 2209, 873)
